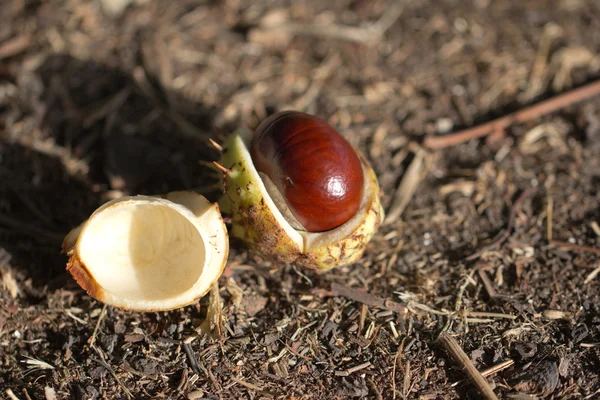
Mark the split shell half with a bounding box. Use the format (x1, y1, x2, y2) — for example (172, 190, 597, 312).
(218, 128, 384, 271)
(62, 191, 228, 312)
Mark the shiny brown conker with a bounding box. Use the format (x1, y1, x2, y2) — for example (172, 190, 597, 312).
(250, 111, 364, 232)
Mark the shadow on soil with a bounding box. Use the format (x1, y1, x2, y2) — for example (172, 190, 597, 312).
(0, 54, 221, 298)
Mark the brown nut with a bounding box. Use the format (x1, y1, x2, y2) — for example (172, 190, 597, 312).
(218, 112, 384, 271)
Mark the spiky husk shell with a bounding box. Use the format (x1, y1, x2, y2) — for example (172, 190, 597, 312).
(218, 128, 384, 271)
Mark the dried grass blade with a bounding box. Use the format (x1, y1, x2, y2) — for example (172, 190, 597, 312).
(384, 149, 427, 225)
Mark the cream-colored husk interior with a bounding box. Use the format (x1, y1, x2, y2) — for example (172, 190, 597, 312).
(73, 194, 227, 310)
(236, 129, 376, 251)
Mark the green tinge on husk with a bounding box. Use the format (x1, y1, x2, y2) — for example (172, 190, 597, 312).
(219, 128, 384, 271)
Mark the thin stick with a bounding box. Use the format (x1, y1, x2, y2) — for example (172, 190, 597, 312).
(550, 240, 600, 256)
(591, 221, 600, 236)
(451, 359, 514, 387)
(335, 361, 372, 377)
(424, 80, 600, 149)
(367, 376, 384, 400)
(463, 311, 516, 320)
(480, 359, 514, 378)
(547, 195, 553, 241)
(477, 269, 498, 299)
(92, 345, 133, 399)
(88, 304, 108, 346)
(330, 283, 406, 314)
(230, 376, 263, 392)
(182, 337, 202, 376)
(0, 34, 31, 60)
(403, 360, 412, 398)
(391, 341, 403, 400)
(384, 149, 427, 225)
(584, 265, 600, 285)
(437, 333, 499, 400)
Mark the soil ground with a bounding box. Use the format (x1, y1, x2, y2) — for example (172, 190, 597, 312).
(1, 0, 600, 399)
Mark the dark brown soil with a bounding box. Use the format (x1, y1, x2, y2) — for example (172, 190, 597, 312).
(1, 0, 600, 399)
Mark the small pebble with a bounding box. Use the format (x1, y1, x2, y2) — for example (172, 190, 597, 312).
(436, 118, 454, 133)
(187, 390, 205, 400)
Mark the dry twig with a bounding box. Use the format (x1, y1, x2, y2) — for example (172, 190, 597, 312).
(183, 336, 202, 376)
(384, 149, 427, 225)
(480, 359, 514, 378)
(424, 80, 600, 149)
(88, 305, 108, 346)
(477, 269, 498, 299)
(451, 359, 515, 388)
(437, 333, 499, 400)
(325, 283, 406, 315)
(92, 346, 133, 399)
(584, 265, 600, 285)
(391, 341, 404, 400)
(0, 35, 32, 60)
(230, 376, 263, 392)
(550, 240, 600, 256)
(335, 361, 372, 377)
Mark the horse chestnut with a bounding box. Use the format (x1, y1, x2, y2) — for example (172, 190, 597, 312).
(218, 110, 384, 270)
(250, 111, 364, 232)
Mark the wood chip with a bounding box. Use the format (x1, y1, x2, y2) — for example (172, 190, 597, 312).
(124, 334, 145, 343)
(44, 386, 57, 400)
(187, 390, 205, 400)
(541, 310, 571, 320)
